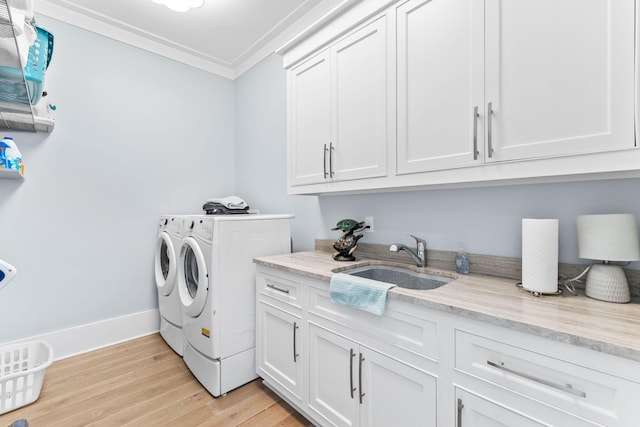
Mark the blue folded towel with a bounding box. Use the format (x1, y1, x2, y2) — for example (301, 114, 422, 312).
(329, 273, 396, 316)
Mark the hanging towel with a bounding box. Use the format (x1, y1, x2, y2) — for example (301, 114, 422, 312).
(329, 273, 396, 316)
(205, 195, 247, 210)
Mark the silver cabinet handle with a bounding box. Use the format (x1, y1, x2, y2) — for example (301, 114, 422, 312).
(329, 142, 335, 178)
(266, 283, 289, 294)
(487, 102, 494, 158)
(358, 352, 365, 404)
(350, 349, 356, 398)
(457, 398, 464, 427)
(323, 144, 329, 178)
(293, 322, 299, 362)
(473, 105, 479, 160)
(486, 360, 586, 398)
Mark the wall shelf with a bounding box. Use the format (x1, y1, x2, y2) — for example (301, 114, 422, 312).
(0, 0, 54, 133)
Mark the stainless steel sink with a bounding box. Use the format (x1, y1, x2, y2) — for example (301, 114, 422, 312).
(345, 265, 453, 290)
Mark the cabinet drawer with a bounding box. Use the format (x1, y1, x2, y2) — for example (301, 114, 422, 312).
(455, 330, 640, 424)
(308, 285, 438, 361)
(257, 270, 303, 309)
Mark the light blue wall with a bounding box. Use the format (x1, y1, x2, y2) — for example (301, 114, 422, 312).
(236, 54, 640, 268)
(0, 17, 236, 342)
(234, 54, 324, 251)
(3, 23, 640, 344)
(317, 180, 640, 267)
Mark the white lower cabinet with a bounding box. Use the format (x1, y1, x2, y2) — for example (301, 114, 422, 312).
(455, 388, 544, 427)
(453, 325, 640, 427)
(359, 341, 436, 427)
(308, 322, 436, 427)
(256, 269, 306, 408)
(308, 323, 358, 427)
(256, 265, 640, 426)
(256, 266, 438, 427)
(256, 300, 304, 405)
(455, 387, 605, 427)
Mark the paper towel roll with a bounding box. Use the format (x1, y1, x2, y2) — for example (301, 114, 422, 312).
(522, 219, 559, 294)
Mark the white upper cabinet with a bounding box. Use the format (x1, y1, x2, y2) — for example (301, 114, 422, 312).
(397, 0, 484, 173)
(398, 0, 635, 172)
(288, 51, 331, 186)
(485, 0, 635, 162)
(287, 16, 388, 188)
(280, 0, 639, 194)
(331, 17, 388, 182)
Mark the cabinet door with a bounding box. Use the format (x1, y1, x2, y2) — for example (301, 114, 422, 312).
(397, 0, 484, 174)
(360, 346, 437, 427)
(331, 17, 388, 182)
(289, 51, 331, 186)
(308, 323, 359, 427)
(485, 0, 635, 162)
(455, 388, 544, 427)
(256, 301, 304, 403)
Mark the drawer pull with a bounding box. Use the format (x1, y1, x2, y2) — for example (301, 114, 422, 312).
(359, 352, 366, 404)
(457, 398, 464, 427)
(486, 360, 587, 398)
(266, 283, 290, 294)
(323, 144, 328, 178)
(487, 102, 494, 158)
(293, 322, 299, 362)
(329, 142, 335, 178)
(350, 348, 356, 398)
(472, 105, 479, 160)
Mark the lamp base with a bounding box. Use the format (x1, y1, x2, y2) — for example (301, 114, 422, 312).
(585, 263, 630, 303)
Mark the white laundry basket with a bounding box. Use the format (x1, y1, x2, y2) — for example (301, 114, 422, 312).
(0, 340, 53, 414)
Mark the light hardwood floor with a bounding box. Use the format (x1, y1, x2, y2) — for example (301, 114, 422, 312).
(0, 334, 313, 427)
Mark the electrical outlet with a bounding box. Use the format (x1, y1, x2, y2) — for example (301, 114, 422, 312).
(364, 216, 374, 232)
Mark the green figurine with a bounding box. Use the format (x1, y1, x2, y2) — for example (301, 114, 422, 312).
(331, 219, 369, 261)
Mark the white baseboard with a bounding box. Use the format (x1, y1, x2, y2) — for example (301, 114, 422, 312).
(6, 309, 160, 361)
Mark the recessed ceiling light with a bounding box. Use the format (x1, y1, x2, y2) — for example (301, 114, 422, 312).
(152, 0, 204, 13)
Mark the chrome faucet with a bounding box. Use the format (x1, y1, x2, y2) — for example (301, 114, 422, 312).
(389, 234, 427, 267)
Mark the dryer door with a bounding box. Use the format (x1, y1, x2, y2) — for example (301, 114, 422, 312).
(155, 232, 177, 296)
(178, 236, 208, 317)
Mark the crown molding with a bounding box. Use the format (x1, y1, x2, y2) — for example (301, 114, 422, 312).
(36, 0, 344, 80)
(36, 0, 236, 79)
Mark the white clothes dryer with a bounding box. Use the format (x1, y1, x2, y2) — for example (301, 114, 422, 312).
(178, 214, 293, 397)
(155, 215, 185, 355)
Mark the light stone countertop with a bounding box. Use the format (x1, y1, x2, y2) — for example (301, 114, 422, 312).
(255, 250, 640, 363)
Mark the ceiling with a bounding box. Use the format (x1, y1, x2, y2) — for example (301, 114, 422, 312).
(35, 0, 345, 79)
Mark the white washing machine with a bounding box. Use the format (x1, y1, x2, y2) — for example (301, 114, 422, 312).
(178, 214, 293, 397)
(155, 215, 185, 356)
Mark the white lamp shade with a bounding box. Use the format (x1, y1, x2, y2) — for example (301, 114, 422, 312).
(576, 214, 640, 261)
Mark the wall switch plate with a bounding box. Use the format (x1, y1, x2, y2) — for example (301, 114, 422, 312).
(364, 216, 374, 232)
